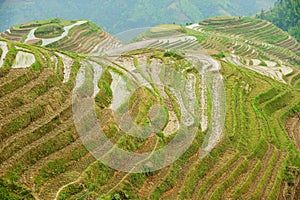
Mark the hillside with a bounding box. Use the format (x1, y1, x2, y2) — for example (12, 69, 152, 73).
(0, 18, 122, 55)
(258, 0, 300, 42)
(189, 17, 300, 65)
(0, 0, 276, 34)
(0, 16, 300, 200)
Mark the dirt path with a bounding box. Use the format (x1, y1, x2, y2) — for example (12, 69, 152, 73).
(0, 68, 28, 85)
(159, 152, 201, 199)
(0, 70, 40, 101)
(0, 86, 59, 129)
(54, 180, 79, 200)
(105, 139, 159, 196)
(21, 139, 82, 188)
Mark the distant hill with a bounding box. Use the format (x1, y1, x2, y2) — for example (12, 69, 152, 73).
(258, 0, 300, 42)
(0, 0, 276, 34)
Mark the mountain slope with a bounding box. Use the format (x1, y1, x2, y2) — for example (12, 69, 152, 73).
(0, 18, 122, 55)
(0, 18, 299, 200)
(188, 16, 300, 66)
(258, 0, 300, 42)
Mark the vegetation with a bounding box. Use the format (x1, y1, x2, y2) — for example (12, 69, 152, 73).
(35, 23, 64, 38)
(1, 19, 121, 55)
(0, 14, 299, 200)
(258, 0, 300, 41)
(0, 0, 276, 34)
(0, 178, 34, 200)
(95, 69, 113, 108)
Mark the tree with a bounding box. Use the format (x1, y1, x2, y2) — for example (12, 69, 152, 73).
(258, 0, 300, 41)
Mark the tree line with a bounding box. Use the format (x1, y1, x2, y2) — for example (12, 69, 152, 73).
(258, 0, 300, 41)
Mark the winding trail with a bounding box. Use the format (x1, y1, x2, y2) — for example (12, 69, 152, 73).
(25, 21, 87, 46)
(54, 180, 80, 200)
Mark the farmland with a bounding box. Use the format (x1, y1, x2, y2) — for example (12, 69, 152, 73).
(0, 16, 299, 199)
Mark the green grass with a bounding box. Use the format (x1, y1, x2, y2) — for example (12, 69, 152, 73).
(232, 160, 262, 197)
(35, 23, 64, 38)
(0, 104, 47, 141)
(81, 22, 101, 37)
(260, 60, 267, 66)
(263, 91, 294, 115)
(95, 69, 112, 108)
(0, 43, 17, 77)
(16, 18, 72, 30)
(0, 70, 38, 97)
(58, 183, 84, 200)
(209, 158, 249, 199)
(6, 126, 77, 179)
(0, 107, 72, 165)
(0, 178, 34, 200)
(291, 73, 300, 86)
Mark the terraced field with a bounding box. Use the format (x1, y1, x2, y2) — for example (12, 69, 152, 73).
(0, 17, 300, 200)
(0, 18, 122, 55)
(187, 17, 300, 70)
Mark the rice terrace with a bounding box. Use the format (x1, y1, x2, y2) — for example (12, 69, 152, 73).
(0, 0, 299, 199)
